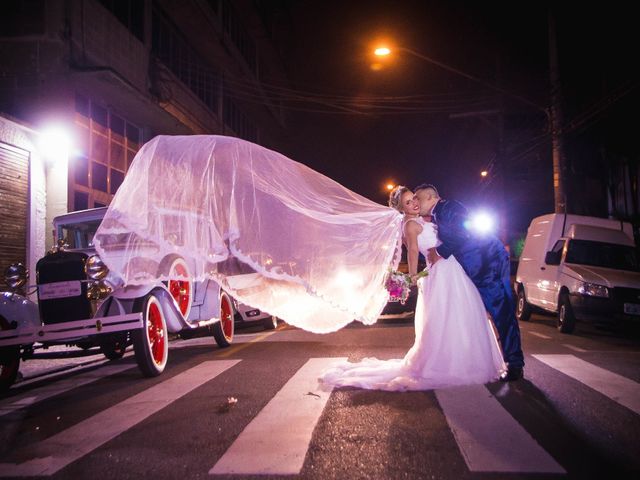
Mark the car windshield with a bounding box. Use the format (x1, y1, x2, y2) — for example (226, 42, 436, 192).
(565, 239, 639, 272)
(57, 220, 102, 249)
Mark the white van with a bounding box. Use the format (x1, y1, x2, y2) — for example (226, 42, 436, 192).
(514, 213, 640, 333)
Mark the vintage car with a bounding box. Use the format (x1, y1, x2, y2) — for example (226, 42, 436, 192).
(0, 207, 275, 391)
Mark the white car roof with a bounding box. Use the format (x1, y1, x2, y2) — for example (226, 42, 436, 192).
(53, 207, 108, 228)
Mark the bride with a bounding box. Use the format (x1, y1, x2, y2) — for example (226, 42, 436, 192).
(319, 186, 506, 391)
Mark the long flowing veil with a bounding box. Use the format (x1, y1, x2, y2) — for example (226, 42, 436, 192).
(94, 135, 403, 333)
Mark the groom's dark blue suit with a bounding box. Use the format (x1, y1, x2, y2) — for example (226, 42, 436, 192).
(432, 199, 524, 369)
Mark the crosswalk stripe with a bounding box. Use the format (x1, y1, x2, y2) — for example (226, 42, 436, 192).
(209, 357, 346, 475)
(529, 331, 552, 339)
(533, 354, 640, 415)
(562, 344, 588, 353)
(436, 385, 565, 473)
(0, 364, 134, 417)
(0, 360, 240, 477)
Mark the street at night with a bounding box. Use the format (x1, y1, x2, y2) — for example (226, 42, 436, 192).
(1, 317, 639, 479)
(1, 1, 639, 479)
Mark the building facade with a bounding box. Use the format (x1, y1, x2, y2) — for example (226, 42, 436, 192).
(0, 0, 292, 276)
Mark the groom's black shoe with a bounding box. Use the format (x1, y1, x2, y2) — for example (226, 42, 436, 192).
(500, 367, 523, 382)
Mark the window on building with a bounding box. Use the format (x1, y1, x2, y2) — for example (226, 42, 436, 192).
(72, 94, 141, 211)
(222, 0, 257, 74)
(98, 0, 144, 41)
(223, 96, 258, 142)
(152, 7, 220, 114)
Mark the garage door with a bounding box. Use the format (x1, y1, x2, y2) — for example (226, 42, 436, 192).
(0, 142, 29, 280)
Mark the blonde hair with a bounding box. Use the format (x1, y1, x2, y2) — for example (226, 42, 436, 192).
(388, 185, 410, 212)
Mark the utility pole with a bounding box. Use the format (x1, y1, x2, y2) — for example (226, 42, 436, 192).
(548, 7, 567, 213)
(496, 56, 507, 244)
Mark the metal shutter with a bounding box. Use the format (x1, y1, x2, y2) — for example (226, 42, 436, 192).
(0, 142, 29, 280)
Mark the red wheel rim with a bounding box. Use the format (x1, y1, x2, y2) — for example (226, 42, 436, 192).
(147, 301, 166, 366)
(168, 262, 191, 317)
(220, 296, 233, 341)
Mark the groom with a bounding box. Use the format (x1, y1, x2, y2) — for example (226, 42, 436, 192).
(414, 184, 524, 381)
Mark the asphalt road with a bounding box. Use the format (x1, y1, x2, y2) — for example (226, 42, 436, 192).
(0, 313, 639, 479)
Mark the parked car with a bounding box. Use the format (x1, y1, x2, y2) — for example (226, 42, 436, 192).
(233, 301, 278, 330)
(514, 213, 640, 333)
(0, 207, 270, 390)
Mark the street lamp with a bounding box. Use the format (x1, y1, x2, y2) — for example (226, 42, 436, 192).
(480, 170, 489, 178)
(374, 47, 391, 57)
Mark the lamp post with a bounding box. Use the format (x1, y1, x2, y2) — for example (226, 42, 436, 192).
(373, 44, 567, 214)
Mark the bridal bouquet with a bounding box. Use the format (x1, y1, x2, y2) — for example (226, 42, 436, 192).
(385, 269, 428, 304)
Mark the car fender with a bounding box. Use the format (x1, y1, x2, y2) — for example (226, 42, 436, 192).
(197, 280, 222, 322)
(112, 283, 157, 300)
(559, 270, 582, 300)
(112, 283, 196, 332)
(136, 286, 187, 333)
(0, 292, 40, 331)
(95, 295, 130, 317)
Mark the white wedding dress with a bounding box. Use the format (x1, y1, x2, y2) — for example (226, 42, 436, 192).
(320, 218, 506, 391)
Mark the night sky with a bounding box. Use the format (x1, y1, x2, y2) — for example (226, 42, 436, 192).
(278, 0, 638, 230)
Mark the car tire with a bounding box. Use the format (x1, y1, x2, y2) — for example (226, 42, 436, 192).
(516, 288, 532, 321)
(263, 315, 278, 331)
(178, 328, 198, 340)
(557, 293, 576, 334)
(0, 316, 20, 391)
(100, 335, 128, 360)
(212, 292, 234, 348)
(133, 294, 169, 376)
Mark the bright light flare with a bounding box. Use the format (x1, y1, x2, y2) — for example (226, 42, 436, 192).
(480, 170, 489, 177)
(468, 212, 495, 235)
(374, 47, 391, 56)
(334, 270, 363, 289)
(39, 126, 71, 164)
(386, 183, 395, 191)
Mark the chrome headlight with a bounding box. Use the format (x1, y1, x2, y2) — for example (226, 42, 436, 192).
(85, 255, 109, 280)
(5, 263, 28, 289)
(578, 282, 609, 298)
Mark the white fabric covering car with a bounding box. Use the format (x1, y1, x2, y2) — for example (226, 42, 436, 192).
(94, 135, 402, 333)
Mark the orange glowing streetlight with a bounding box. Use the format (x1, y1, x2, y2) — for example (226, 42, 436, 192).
(386, 182, 395, 191)
(374, 47, 391, 57)
(480, 170, 489, 178)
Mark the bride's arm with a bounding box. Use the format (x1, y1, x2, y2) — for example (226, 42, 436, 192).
(404, 221, 421, 276)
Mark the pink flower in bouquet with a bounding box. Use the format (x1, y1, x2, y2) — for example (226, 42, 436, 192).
(385, 270, 411, 304)
(385, 269, 429, 304)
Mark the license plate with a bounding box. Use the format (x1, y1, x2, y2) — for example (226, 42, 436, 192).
(623, 303, 640, 315)
(39, 281, 82, 300)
